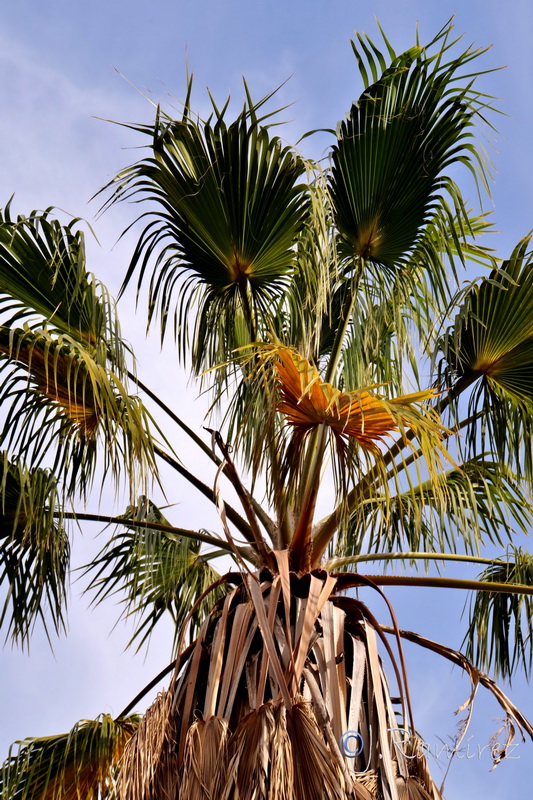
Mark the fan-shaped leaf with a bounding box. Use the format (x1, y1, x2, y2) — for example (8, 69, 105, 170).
(100, 85, 309, 377)
(0, 204, 126, 370)
(330, 22, 492, 273)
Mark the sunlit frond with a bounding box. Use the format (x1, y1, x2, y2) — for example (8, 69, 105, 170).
(0, 326, 157, 497)
(0, 714, 139, 800)
(270, 345, 437, 448)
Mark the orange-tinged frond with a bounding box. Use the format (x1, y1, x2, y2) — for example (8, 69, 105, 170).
(274, 347, 437, 453)
(0, 331, 100, 439)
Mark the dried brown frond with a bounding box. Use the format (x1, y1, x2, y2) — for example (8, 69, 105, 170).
(396, 774, 436, 800)
(180, 716, 229, 800)
(287, 699, 347, 800)
(117, 691, 177, 800)
(222, 701, 276, 800)
(354, 770, 379, 799)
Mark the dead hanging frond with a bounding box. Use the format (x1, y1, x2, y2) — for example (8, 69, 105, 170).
(117, 691, 177, 800)
(288, 699, 348, 800)
(180, 716, 229, 800)
(380, 624, 533, 772)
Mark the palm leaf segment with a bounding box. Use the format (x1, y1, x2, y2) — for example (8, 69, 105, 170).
(0, 206, 157, 495)
(330, 24, 491, 274)
(86, 496, 228, 651)
(439, 234, 533, 479)
(102, 86, 310, 374)
(464, 547, 533, 680)
(0, 452, 68, 644)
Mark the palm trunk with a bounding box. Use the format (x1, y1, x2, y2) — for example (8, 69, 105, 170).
(118, 565, 442, 800)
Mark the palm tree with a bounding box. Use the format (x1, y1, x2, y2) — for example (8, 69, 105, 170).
(1, 19, 533, 800)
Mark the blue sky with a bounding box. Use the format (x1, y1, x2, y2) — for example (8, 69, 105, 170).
(1, 2, 532, 798)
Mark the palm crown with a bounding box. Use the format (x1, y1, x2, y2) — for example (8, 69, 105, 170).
(1, 20, 533, 800)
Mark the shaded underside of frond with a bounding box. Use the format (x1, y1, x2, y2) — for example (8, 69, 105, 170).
(443, 235, 533, 399)
(0, 452, 69, 644)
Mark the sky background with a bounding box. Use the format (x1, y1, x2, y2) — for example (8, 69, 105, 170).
(1, 2, 532, 798)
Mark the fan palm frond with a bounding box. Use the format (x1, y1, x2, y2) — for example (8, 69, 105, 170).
(0, 204, 126, 369)
(0, 326, 157, 497)
(335, 456, 533, 562)
(273, 346, 438, 453)
(438, 234, 533, 480)
(0, 714, 139, 800)
(85, 496, 229, 651)
(330, 21, 493, 277)
(100, 83, 310, 380)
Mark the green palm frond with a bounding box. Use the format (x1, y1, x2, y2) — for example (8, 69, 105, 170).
(438, 234, 533, 480)
(0, 714, 139, 800)
(100, 82, 310, 379)
(0, 206, 157, 496)
(0, 204, 126, 370)
(0, 453, 68, 644)
(84, 496, 229, 651)
(463, 548, 533, 680)
(330, 21, 493, 278)
(344, 457, 533, 559)
(0, 326, 157, 497)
